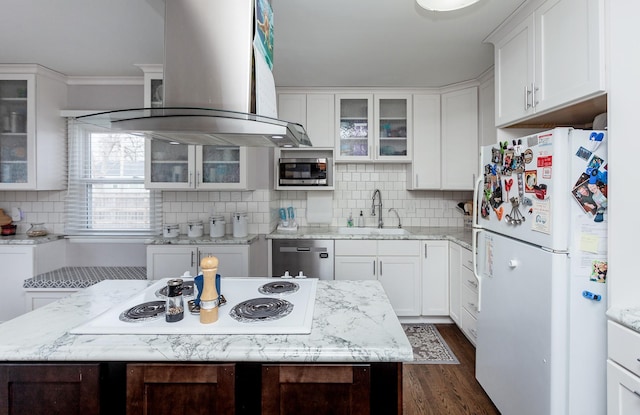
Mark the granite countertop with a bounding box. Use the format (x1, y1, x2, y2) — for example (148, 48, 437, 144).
(607, 307, 640, 334)
(267, 226, 473, 250)
(145, 234, 260, 245)
(0, 279, 413, 363)
(0, 234, 64, 245)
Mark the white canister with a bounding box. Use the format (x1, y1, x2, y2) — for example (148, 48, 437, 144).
(232, 212, 248, 238)
(187, 220, 204, 238)
(209, 215, 226, 238)
(163, 224, 179, 238)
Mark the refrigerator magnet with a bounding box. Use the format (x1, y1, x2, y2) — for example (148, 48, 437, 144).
(590, 260, 607, 283)
(575, 146, 592, 161)
(525, 170, 537, 192)
(523, 148, 534, 164)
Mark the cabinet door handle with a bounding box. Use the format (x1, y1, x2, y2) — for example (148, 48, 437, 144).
(424, 244, 428, 259)
(189, 172, 193, 186)
(373, 260, 376, 276)
(196, 170, 201, 185)
(524, 85, 531, 110)
(379, 260, 383, 276)
(416, 174, 419, 188)
(191, 251, 195, 267)
(531, 83, 539, 108)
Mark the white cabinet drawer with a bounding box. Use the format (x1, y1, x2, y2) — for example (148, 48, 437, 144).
(461, 308, 477, 346)
(460, 247, 474, 271)
(609, 321, 640, 378)
(378, 240, 420, 256)
(607, 360, 640, 415)
(461, 283, 479, 319)
(461, 266, 478, 292)
(335, 240, 377, 256)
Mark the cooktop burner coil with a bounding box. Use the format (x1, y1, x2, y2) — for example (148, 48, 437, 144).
(258, 281, 299, 295)
(229, 297, 293, 323)
(119, 301, 166, 323)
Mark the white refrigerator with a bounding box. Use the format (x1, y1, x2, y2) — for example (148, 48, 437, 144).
(473, 128, 608, 415)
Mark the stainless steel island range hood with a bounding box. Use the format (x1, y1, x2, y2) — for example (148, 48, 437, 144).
(75, 0, 311, 148)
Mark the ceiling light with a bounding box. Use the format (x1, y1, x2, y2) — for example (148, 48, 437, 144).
(416, 0, 480, 11)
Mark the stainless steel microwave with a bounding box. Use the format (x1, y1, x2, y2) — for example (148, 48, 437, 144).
(278, 158, 331, 186)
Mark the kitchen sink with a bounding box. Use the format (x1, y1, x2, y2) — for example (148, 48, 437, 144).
(337, 227, 410, 236)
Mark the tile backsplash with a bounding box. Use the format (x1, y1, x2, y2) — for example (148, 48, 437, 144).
(0, 164, 472, 235)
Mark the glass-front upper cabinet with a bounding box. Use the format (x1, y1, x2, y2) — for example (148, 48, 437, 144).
(375, 95, 411, 162)
(145, 140, 253, 190)
(0, 78, 30, 185)
(0, 66, 66, 190)
(335, 94, 411, 162)
(336, 94, 373, 161)
(136, 64, 163, 108)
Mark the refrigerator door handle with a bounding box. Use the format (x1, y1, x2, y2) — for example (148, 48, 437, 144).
(472, 227, 483, 312)
(472, 175, 483, 229)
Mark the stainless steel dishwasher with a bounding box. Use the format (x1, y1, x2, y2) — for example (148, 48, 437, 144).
(271, 239, 334, 280)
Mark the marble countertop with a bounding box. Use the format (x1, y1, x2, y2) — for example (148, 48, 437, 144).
(0, 234, 64, 245)
(0, 279, 413, 363)
(267, 226, 473, 250)
(145, 234, 259, 245)
(607, 307, 640, 334)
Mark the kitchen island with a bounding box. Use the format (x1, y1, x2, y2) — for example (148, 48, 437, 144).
(0, 278, 412, 414)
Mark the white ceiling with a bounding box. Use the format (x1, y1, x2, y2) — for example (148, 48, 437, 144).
(0, 0, 526, 88)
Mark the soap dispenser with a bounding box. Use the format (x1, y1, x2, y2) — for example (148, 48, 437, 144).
(357, 211, 364, 227)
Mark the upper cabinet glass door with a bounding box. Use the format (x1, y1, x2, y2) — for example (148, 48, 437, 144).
(200, 146, 241, 186)
(336, 95, 373, 161)
(0, 79, 29, 184)
(146, 140, 193, 189)
(376, 97, 409, 159)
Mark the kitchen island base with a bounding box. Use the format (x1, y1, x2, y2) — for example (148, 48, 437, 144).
(0, 362, 401, 414)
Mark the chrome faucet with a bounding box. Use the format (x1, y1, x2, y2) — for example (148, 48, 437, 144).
(388, 208, 402, 228)
(371, 189, 383, 228)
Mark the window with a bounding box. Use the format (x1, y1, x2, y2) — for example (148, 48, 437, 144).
(66, 121, 162, 235)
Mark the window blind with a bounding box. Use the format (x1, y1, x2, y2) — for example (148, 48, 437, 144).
(65, 120, 162, 236)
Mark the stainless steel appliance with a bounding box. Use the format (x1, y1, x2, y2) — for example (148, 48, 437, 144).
(272, 240, 334, 280)
(278, 158, 331, 186)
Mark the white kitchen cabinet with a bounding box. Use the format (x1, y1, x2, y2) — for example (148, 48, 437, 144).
(459, 247, 478, 345)
(0, 240, 65, 322)
(421, 241, 449, 316)
(448, 242, 477, 344)
(441, 86, 478, 190)
(478, 75, 497, 147)
(0, 65, 66, 190)
(407, 93, 441, 190)
(607, 321, 640, 414)
(489, 0, 605, 127)
(409, 87, 478, 191)
(136, 64, 163, 108)
(146, 245, 252, 279)
(334, 239, 420, 316)
(277, 93, 335, 148)
(335, 94, 411, 163)
(145, 140, 257, 190)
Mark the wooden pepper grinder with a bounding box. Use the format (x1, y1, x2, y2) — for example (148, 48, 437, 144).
(199, 256, 219, 324)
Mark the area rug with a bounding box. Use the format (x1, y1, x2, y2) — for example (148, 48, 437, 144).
(402, 324, 459, 364)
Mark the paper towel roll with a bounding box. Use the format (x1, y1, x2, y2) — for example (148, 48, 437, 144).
(306, 192, 333, 224)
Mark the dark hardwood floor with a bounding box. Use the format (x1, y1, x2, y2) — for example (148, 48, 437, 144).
(403, 324, 500, 415)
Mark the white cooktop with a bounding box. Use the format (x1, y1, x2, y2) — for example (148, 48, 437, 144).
(70, 277, 317, 335)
